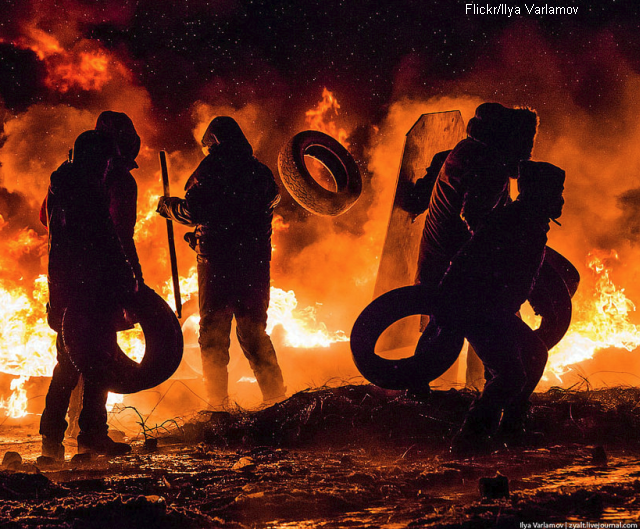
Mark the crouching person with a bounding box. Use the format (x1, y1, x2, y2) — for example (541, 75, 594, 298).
(436, 161, 566, 456)
(40, 130, 136, 459)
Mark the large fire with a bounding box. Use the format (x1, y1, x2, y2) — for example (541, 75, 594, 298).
(0, 90, 353, 419)
(8, 24, 119, 93)
(1, 15, 640, 421)
(305, 87, 350, 148)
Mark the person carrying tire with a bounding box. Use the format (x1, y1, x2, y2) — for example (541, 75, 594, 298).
(40, 127, 139, 460)
(157, 116, 286, 407)
(402, 103, 539, 396)
(436, 160, 565, 456)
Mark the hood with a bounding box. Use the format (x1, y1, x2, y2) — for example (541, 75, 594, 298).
(95, 111, 141, 170)
(72, 130, 115, 175)
(467, 103, 538, 162)
(201, 116, 253, 158)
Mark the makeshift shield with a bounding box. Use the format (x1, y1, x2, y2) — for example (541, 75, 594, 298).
(373, 111, 465, 352)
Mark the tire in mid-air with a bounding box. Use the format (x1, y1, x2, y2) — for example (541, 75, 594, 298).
(278, 130, 362, 216)
(62, 286, 184, 394)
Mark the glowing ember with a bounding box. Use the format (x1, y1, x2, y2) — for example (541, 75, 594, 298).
(544, 250, 640, 378)
(305, 88, 350, 147)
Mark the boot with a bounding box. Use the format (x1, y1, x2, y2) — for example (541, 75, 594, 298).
(450, 401, 500, 457)
(450, 428, 493, 457)
(255, 365, 286, 404)
(41, 436, 65, 461)
(495, 400, 536, 448)
(77, 432, 131, 456)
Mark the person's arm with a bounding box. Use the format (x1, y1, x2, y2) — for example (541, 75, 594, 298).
(81, 181, 138, 301)
(401, 176, 435, 216)
(157, 196, 196, 226)
(401, 150, 451, 216)
(108, 174, 144, 283)
(157, 157, 214, 226)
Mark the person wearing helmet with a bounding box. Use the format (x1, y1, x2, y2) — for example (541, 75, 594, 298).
(40, 128, 137, 460)
(157, 116, 286, 407)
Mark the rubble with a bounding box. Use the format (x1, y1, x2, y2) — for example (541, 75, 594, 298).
(0, 385, 639, 527)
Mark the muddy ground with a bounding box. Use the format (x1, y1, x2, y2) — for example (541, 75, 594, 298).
(1, 384, 640, 528)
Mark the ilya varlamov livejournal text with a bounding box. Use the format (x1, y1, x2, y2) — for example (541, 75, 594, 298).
(466, 4, 579, 16)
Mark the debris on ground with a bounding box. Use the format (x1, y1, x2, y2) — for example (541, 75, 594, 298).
(0, 384, 639, 528)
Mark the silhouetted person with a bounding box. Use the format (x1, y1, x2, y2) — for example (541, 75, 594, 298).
(404, 103, 539, 394)
(157, 116, 286, 407)
(95, 111, 144, 288)
(416, 104, 539, 291)
(40, 111, 143, 286)
(40, 126, 139, 460)
(437, 160, 565, 455)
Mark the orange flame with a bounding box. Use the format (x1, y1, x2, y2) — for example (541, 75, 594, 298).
(0, 276, 56, 417)
(11, 26, 63, 60)
(543, 250, 640, 379)
(267, 287, 348, 348)
(9, 24, 115, 93)
(305, 88, 350, 147)
(272, 214, 290, 232)
(47, 51, 112, 93)
(0, 376, 29, 419)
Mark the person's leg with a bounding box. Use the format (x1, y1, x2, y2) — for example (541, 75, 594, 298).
(451, 315, 528, 454)
(75, 324, 131, 455)
(197, 258, 234, 406)
(235, 275, 285, 403)
(498, 318, 548, 441)
(40, 334, 80, 459)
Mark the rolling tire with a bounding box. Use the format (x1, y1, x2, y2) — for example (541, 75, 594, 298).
(62, 287, 184, 394)
(528, 258, 573, 351)
(278, 130, 362, 216)
(350, 285, 463, 390)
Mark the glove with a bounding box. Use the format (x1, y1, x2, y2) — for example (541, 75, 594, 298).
(156, 196, 170, 218)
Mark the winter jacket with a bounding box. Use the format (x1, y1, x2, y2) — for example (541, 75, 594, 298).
(415, 103, 538, 290)
(436, 161, 565, 319)
(159, 147, 279, 274)
(45, 161, 135, 331)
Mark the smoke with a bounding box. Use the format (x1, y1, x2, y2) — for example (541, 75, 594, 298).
(2, 3, 640, 416)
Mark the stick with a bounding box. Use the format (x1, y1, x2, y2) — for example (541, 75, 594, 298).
(159, 151, 182, 319)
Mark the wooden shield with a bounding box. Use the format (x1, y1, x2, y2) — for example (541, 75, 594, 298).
(373, 111, 465, 352)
